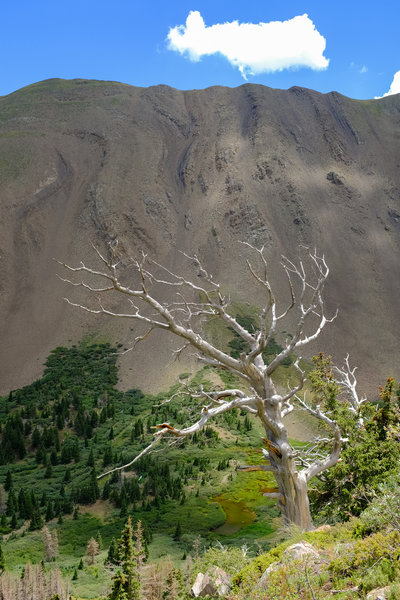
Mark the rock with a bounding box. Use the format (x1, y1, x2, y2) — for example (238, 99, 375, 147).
(259, 542, 321, 588)
(327, 171, 344, 185)
(191, 572, 216, 597)
(211, 566, 232, 596)
(191, 567, 232, 597)
(259, 561, 280, 587)
(366, 587, 390, 600)
(314, 524, 331, 532)
(283, 541, 320, 561)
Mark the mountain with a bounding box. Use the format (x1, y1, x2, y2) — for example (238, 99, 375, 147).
(0, 78, 399, 395)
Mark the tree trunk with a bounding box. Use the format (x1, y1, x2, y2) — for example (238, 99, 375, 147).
(275, 466, 313, 530)
(266, 440, 314, 530)
(262, 391, 314, 531)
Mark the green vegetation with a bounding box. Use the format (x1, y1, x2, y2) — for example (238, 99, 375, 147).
(0, 340, 284, 597)
(0, 342, 399, 599)
(310, 368, 400, 521)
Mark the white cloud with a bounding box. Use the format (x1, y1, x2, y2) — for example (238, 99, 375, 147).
(350, 62, 368, 74)
(377, 70, 400, 98)
(167, 11, 329, 79)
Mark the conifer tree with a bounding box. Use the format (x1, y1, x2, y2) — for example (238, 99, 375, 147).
(0, 484, 7, 515)
(63, 468, 71, 483)
(9, 511, 17, 530)
(0, 544, 5, 574)
(42, 526, 54, 562)
(87, 449, 95, 467)
(96, 530, 103, 550)
(29, 506, 43, 530)
(45, 501, 54, 522)
(90, 467, 100, 502)
(106, 537, 118, 565)
(6, 488, 17, 516)
(86, 537, 100, 565)
(173, 521, 182, 541)
(108, 516, 141, 600)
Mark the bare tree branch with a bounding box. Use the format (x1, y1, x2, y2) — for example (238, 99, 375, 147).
(334, 354, 367, 422)
(296, 394, 342, 482)
(97, 388, 257, 479)
(58, 241, 344, 530)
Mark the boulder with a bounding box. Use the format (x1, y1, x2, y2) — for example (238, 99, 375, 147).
(283, 541, 320, 561)
(259, 562, 280, 587)
(366, 587, 390, 600)
(211, 566, 232, 596)
(314, 524, 331, 532)
(191, 567, 232, 597)
(191, 572, 216, 597)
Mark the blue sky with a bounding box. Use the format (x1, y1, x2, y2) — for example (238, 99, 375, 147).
(1, 0, 399, 99)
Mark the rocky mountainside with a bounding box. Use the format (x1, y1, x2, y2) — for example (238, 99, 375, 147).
(0, 78, 399, 395)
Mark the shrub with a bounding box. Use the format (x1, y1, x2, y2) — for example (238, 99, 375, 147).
(192, 545, 250, 580)
(359, 474, 400, 533)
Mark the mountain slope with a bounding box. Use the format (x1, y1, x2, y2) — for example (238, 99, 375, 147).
(1, 79, 400, 394)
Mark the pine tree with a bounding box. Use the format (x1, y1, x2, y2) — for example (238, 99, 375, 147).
(90, 468, 100, 502)
(45, 501, 54, 522)
(9, 511, 17, 530)
(87, 449, 95, 467)
(29, 506, 43, 531)
(134, 520, 146, 569)
(96, 530, 103, 550)
(106, 537, 118, 565)
(0, 544, 5, 573)
(108, 574, 128, 600)
(108, 517, 141, 600)
(86, 537, 100, 565)
(103, 444, 113, 467)
(6, 488, 17, 516)
(0, 484, 7, 514)
(63, 468, 72, 483)
(173, 521, 182, 541)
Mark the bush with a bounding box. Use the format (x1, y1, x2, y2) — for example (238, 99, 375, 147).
(329, 530, 400, 576)
(192, 545, 250, 579)
(359, 474, 400, 533)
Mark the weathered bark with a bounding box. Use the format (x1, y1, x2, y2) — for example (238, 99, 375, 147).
(256, 376, 314, 530)
(59, 243, 343, 530)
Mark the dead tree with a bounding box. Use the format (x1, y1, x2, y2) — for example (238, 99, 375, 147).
(58, 242, 341, 530)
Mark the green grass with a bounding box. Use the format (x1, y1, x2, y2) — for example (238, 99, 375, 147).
(0, 337, 313, 597)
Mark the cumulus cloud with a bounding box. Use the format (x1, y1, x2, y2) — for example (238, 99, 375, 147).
(376, 70, 400, 98)
(167, 11, 329, 79)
